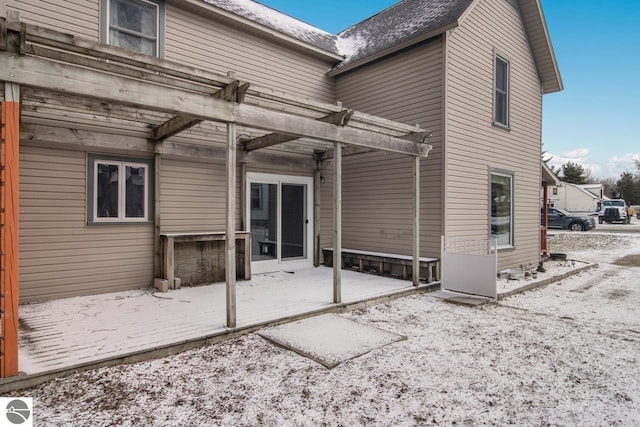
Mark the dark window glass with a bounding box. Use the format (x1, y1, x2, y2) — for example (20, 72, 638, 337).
(125, 166, 146, 218)
(490, 173, 512, 246)
(97, 163, 119, 218)
(494, 56, 510, 126)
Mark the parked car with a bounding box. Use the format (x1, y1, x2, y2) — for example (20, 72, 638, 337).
(543, 207, 596, 231)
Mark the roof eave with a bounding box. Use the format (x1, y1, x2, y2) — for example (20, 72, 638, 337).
(542, 161, 560, 185)
(519, 0, 564, 94)
(327, 22, 457, 77)
(179, 0, 344, 62)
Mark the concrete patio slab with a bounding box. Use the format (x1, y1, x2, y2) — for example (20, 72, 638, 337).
(259, 313, 406, 368)
(429, 290, 492, 306)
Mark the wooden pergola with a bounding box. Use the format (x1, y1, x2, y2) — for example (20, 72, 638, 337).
(0, 15, 431, 376)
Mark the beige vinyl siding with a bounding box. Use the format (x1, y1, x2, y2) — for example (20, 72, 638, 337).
(165, 4, 335, 102)
(19, 145, 154, 303)
(339, 153, 415, 255)
(6, 0, 99, 40)
(326, 39, 444, 258)
(160, 158, 246, 233)
(159, 158, 228, 233)
(445, 0, 543, 270)
(246, 152, 312, 177)
(160, 158, 241, 233)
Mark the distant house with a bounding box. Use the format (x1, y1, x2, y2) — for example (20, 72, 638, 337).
(550, 182, 603, 213)
(0, 0, 562, 303)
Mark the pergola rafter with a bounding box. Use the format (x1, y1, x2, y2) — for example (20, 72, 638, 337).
(241, 108, 354, 152)
(153, 80, 249, 142)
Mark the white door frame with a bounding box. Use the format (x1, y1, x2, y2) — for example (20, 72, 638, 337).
(246, 172, 314, 274)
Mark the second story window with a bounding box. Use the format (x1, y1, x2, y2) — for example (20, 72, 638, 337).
(494, 54, 510, 128)
(105, 0, 162, 56)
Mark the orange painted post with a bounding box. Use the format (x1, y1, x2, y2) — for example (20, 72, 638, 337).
(1, 101, 20, 377)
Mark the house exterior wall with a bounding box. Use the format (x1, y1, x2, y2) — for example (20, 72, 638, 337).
(5, 0, 554, 301)
(164, 4, 335, 102)
(445, 0, 543, 270)
(328, 39, 444, 258)
(19, 144, 154, 302)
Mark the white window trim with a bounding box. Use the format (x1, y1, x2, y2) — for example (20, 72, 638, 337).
(102, 0, 164, 57)
(490, 170, 515, 249)
(493, 51, 511, 129)
(89, 156, 152, 224)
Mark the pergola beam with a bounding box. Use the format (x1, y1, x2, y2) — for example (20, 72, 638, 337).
(4, 18, 427, 137)
(241, 109, 354, 152)
(0, 52, 428, 157)
(318, 131, 433, 161)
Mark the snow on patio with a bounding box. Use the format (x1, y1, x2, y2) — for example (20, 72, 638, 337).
(17, 266, 418, 375)
(8, 230, 640, 426)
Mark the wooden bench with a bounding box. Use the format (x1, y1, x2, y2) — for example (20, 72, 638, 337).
(322, 248, 440, 283)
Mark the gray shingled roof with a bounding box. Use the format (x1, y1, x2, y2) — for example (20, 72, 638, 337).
(200, 0, 562, 92)
(337, 0, 475, 68)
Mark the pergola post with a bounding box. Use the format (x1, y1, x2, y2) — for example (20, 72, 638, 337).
(225, 122, 237, 328)
(313, 165, 321, 267)
(153, 151, 161, 278)
(541, 182, 549, 256)
(333, 142, 342, 303)
(1, 82, 20, 377)
(413, 156, 420, 286)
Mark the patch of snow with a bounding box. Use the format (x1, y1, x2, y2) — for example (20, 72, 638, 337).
(335, 32, 368, 58)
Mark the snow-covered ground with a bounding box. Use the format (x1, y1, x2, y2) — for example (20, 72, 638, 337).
(10, 231, 640, 426)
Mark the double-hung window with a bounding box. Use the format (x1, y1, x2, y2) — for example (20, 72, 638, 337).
(494, 53, 510, 128)
(103, 0, 163, 56)
(490, 171, 514, 247)
(88, 155, 153, 224)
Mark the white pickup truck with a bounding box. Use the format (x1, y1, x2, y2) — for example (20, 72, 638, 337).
(596, 199, 630, 224)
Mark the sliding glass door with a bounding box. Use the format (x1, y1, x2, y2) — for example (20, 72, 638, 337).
(247, 173, 313, 273)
